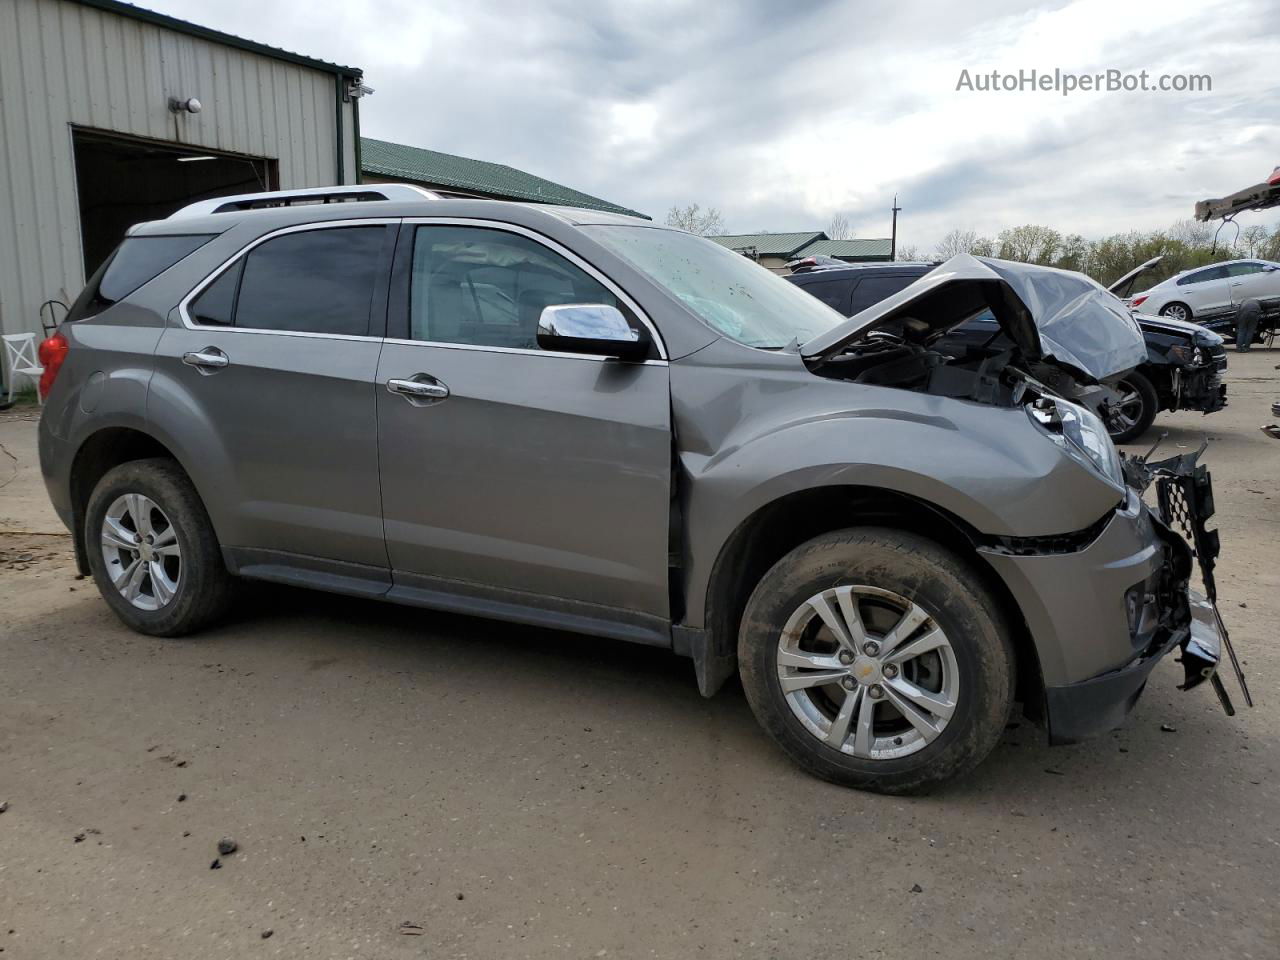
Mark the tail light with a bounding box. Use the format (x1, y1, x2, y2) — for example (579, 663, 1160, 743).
(1130, 295, 1148, 308)
(37, 331, 69, 399)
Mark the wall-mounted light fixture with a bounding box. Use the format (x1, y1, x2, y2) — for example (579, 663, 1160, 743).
(347, 81, 374, 99)
(168, 97, 202, 114)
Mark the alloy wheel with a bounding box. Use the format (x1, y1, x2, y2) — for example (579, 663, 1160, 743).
(1112, 381, 1144, 432)
(100, 494, 182, 611)
(1162, 304, 1189, 322)
(776, 585, 959, 760)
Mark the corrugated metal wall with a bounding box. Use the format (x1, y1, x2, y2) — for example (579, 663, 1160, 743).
(0, 0, 358, 352)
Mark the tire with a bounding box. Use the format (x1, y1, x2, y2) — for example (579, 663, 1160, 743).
(1159, 302, 1191, 323)
(1108, 370, 1159, 444)
(738, 528, 1015, 795)
(85, 458, 233, 637)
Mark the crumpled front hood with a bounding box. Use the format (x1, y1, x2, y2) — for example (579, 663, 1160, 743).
(801, 254, 1148, 382)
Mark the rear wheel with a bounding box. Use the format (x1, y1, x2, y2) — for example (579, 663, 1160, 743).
(85, 458, 233, 636)
(738, 528, 1015, 794)
(1108, 370, 1159, 444)
(1160, 301, 1191, 323)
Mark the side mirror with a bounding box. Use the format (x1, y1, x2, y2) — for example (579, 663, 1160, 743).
(1262, 264, 1278, 272)
(536, 304, 649, 360)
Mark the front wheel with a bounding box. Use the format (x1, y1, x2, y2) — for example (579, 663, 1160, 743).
(738, 528, 1015, 794)
(1108, 370, 1159, 444)
(85, 458, 234, 637)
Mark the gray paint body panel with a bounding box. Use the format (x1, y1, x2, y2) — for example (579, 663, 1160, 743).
(670, 336, 1124, 630)
(977, 491, 1159, 686)
(149, 327, 386, 566)
(376, 341, 672, 616)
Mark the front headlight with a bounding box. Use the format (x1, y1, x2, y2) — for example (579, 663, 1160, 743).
(1168, 343, 1210, 365)
(1027, 396, 1125, 489)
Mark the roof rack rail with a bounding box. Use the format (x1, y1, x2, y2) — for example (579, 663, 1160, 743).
(168, 183, 440, 219)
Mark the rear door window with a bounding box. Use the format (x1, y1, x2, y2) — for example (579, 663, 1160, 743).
(1177, 266, 1228, 285)
(188, 226, 389, 336)
(235, 227, 386, 335)
(188, 261, 242, 326)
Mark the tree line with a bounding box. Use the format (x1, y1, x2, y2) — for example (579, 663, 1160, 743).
(914, 219, 1280, 287)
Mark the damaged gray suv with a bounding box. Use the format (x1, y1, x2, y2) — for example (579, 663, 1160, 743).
(37, 185, 1245, 793)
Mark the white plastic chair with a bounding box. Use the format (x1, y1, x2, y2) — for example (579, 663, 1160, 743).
(3, 333, 44, 405)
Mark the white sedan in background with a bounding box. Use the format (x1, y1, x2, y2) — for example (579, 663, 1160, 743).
(1130, 259, 1280, 328)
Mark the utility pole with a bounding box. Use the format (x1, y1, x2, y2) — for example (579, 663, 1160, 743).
(890, 194, 901, 260)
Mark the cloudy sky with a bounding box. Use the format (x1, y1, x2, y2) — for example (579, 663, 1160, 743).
(148, 0, 1280, 252)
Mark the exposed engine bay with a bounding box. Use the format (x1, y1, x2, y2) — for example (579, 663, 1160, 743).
(799, 254, 1147, 416)
(808, 326, 1118, 414)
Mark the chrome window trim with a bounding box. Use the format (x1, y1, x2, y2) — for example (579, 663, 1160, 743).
(380, 337, 667, 367)
(176, 219, 400, 337)
(400, 216, 668, 360)
(177, 217, 670, 362)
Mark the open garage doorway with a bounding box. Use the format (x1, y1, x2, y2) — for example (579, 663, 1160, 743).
(72, 128, 278, 277)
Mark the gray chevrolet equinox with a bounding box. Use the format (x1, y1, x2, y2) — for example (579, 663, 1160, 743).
(37, 184, 1242, 794)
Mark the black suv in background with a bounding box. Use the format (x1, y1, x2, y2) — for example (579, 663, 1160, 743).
(787, 261, 1228, 443)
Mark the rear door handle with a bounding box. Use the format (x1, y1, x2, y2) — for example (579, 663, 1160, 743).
(387, 374, 449, 405)
(182, 347, 229, 373)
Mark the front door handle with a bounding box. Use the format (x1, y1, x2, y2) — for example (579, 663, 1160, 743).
(182, 347, 229, 373)
(387, 374, 449, 405)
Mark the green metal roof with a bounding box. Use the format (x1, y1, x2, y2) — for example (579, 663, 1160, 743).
(797, 238, 893, 260)
(709, 232, 826, 257)
(360, 138, 647, 219)
(70, 0, 362, 76)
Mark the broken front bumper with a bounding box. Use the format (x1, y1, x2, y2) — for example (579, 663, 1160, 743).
(1172, 362, 1228, 414)
(980, 447, 1249, 743)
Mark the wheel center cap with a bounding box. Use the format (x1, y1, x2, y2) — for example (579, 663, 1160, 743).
(850, 656, 882, 686)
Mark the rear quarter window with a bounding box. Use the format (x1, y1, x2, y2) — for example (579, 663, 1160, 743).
(67, 233, 216, 321)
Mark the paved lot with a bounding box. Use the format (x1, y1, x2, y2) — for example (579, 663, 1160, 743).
(1, 353, 1278, 959)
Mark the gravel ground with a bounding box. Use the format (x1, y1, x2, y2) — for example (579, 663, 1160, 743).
(0, 351, 1277, 959)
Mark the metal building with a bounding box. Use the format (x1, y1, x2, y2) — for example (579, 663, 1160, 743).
(0, 0, 365, 357)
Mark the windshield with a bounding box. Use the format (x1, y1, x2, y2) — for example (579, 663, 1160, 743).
(583, 225, 848, 348)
